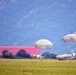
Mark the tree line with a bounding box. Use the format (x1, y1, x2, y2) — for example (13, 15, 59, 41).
(0, 49, 57, 59)
(0, 49, 31, 59)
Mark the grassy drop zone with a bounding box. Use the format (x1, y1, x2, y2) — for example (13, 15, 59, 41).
(0, 59, 76, 75)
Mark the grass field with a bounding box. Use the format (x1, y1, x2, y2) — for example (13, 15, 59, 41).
(0, 59, 76, 75)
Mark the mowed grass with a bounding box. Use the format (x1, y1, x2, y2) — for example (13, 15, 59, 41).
(0, 59, 76, 75)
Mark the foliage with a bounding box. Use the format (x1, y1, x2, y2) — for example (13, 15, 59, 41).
(16, 49, 26, 57)
(15, 49, 31, 58)
(25, 53, 32, 58)
(2, 50, 14, 58)
(42, 52, 57, 59)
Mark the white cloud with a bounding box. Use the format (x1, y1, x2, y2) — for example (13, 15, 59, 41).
(16, 9, 39, 28)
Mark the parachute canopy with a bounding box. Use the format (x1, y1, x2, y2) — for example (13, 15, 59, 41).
(63, 32, 76, 44)
(35, 39, 53, 49)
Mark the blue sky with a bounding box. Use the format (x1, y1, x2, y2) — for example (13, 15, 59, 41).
(0, 0, 76, 54)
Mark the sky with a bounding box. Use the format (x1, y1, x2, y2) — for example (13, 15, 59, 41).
(0, 0, 76, 54)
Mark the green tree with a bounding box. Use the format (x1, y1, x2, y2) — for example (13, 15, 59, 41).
(16, 49, 31, 58)
(42, 52, 57, 59)
(25, 53, 31, 58)
(16, 49, 26, 58)
(2, 50, 14, 58)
